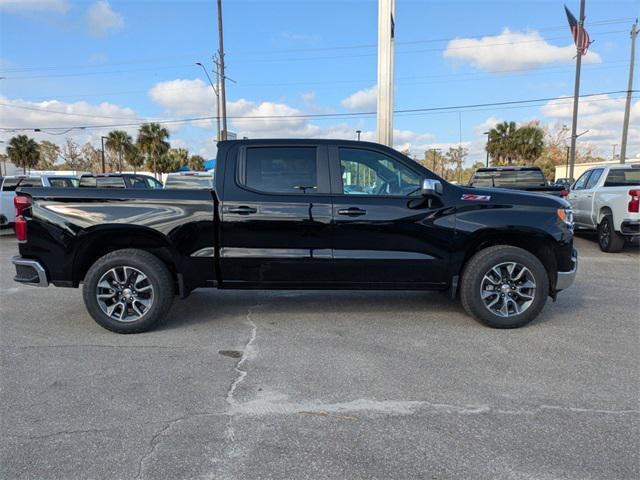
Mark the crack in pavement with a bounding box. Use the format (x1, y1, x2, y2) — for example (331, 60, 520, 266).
(224, 304, 259, 446)
(135, 412, 217, 480)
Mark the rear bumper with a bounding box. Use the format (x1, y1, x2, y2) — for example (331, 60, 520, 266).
(620, 220, 640, 236)
(556, 249, 578, 291)
(12, 256, 49, 287)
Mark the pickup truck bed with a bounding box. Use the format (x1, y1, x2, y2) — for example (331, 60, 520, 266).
(12, 139, 577, 333)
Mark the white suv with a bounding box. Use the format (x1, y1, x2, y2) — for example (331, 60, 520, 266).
(567, 164, 640, 252)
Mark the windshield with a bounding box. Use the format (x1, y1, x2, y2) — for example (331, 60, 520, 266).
(470, 169, 546, 187)
(164, 175, 212, 189)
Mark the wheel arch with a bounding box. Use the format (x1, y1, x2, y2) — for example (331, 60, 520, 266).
(72, 225, 182, 288)
(455, 229, 560, 295)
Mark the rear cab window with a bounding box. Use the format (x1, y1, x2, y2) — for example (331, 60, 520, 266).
(240, 146, 319, 194)
(470, 169, 545, 188)
(165, 175, 212, 189)
(96, 177, 126, 188)
(604, 168, 640, 187)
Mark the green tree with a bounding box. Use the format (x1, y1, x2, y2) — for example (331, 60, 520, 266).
(38, 140, 60, 170)
(105, 130, 133, 172)
(7, 135, 40, 174)
(421, 149, 445, 176)
(189, 154, 205, 171)
(155, 151, 182, 174)
(137, 123, 170, 177)
(512, 122, 544, 164)
(445, 146, 468, 183)
(169, 148, 189, 169)
(487, 121, 518, 166)
(124, 142, 144, 173)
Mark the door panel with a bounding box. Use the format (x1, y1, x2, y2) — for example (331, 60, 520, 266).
(220, 144, 333, 286)
(568, 171, 592, 227)
(329, 145, 451, 287)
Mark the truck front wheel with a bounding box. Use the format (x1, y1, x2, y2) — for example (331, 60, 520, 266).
(460, 245, 549, 329)
(82, 249, 174, 333)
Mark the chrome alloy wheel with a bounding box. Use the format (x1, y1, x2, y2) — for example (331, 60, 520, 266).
(480, 262, 536, 318)
(96, 266, 154, 322)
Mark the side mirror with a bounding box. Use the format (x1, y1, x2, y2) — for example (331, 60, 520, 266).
(421, 178, 443, 196)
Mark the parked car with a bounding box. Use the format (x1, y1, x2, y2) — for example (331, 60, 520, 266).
(469, 167, 568, 197)
(12, 139, 576, 333)
(567, 164, 640, 252)
(554, 178, 574, 189)
(1, 175, 78, 228)
(164, 172, 214, 190)
(79, 173, 163, 189)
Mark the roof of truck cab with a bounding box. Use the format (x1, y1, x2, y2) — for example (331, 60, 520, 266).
(217, 139, 395, 148)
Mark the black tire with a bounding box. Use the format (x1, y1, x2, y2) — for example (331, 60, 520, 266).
(82, 249, 174, 333)
(460, 245, 549, 329)
(597, 213, 625, 253)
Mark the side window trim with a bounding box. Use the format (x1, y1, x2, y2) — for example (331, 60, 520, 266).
(236, 144, 330, 195)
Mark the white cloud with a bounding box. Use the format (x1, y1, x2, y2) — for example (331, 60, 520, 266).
(0, 96, 140, 148)
(540, 95, 640, 158)
(149, 78, 216, 116)
(86, 0, 123, 37)
(443, 29, 601, 72)
(341, 85, 377, 111)
(0, 0, 69, 13)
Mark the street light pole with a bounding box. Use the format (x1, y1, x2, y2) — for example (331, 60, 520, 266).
(196, 62, 220, 141)
(483, 131, 490, 167)
(356, 130, 362, 141)
(100, 136, 107, 173)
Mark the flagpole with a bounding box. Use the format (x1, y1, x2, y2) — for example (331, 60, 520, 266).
(568, 0, 586, 181)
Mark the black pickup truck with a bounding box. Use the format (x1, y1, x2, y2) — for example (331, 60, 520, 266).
(12, 139, 577, 333)
(469, 166, 568, 198)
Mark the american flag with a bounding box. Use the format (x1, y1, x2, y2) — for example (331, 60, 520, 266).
(564, 5, 591, 55)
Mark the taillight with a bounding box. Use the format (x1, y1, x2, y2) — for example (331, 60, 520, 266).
(13, 195, 31, 243)
(629, 189, 640, 213)
(560, 189, 569, 198)
(14, 195, 31, 217)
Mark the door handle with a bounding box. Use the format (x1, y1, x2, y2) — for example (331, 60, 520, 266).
(227, 206, 257, 215)
(337, 207, 366, 216)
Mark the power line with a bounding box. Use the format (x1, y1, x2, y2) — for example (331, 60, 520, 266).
(1, 90, 634, 133)
(0, 20, 632, 78)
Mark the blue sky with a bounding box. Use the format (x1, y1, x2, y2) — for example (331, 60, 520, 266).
(1, 0, 638, 164)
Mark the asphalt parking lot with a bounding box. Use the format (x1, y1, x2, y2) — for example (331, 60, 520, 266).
(0, 233, 638, 479)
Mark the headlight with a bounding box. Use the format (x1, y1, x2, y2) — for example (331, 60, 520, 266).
(557, 208, 574, 228)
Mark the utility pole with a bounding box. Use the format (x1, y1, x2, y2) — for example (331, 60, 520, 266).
(619, 20, 637, 164)
(217, 0, 228, 141)
(568, 0, 586, 181)
(611, 144, 618, 160)
(356, 130, 362, 141)
(376, 0, 395, 146)
(213, 55, 221, 142)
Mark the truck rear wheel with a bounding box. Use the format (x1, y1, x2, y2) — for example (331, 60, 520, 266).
(460, 245, 548, 329)
(597, 214, 625, 253)
(82, 249, 174, 333)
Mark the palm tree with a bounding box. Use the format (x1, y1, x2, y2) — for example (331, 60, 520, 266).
(104, 130, 132, 173)
(7, 135, 40, 174)
(136, 123, 170, 178)
(124, 143, 144, 173)
(170, 148, 189, 169)
(487, 121, 518, 166)
(189, 154, 205, 171)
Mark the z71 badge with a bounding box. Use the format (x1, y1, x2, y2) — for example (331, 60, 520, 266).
(461, 194, 491, 201)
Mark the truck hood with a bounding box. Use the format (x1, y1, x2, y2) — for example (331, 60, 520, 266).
(459, 185, 570, 208)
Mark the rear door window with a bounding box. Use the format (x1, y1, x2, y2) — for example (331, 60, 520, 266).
(242, 147, 318, 194)
(18, 177, 43, 187)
